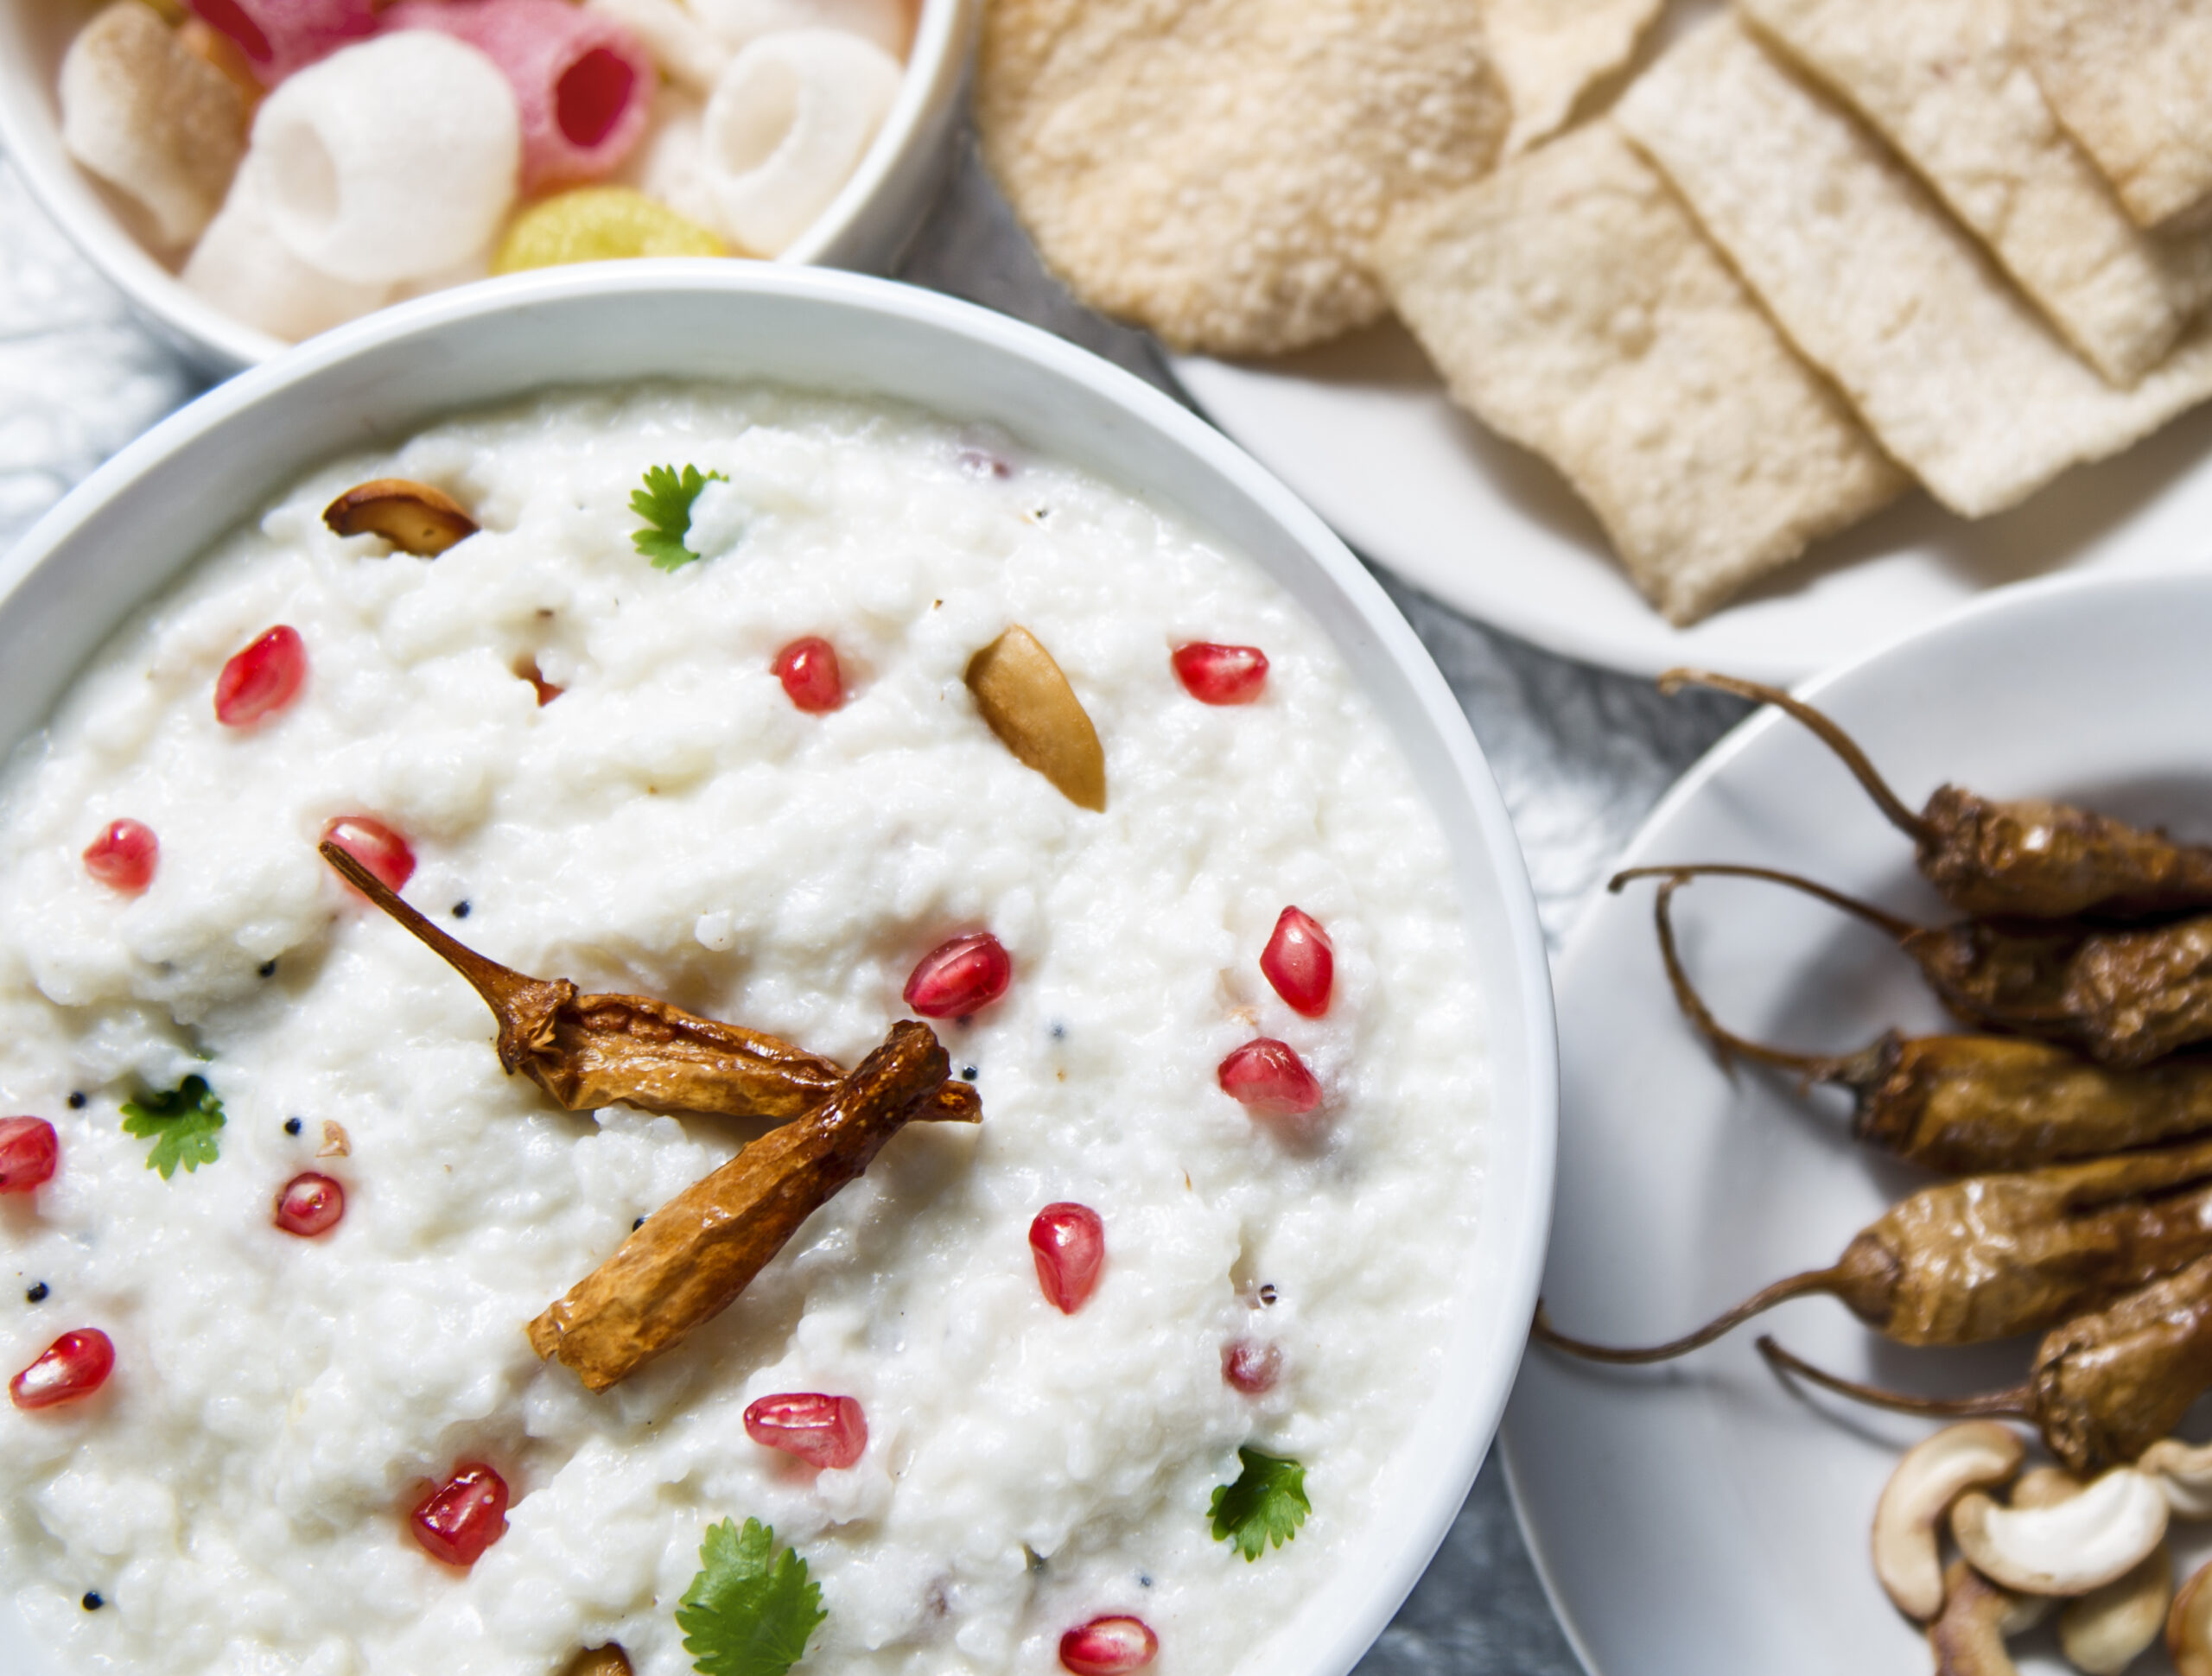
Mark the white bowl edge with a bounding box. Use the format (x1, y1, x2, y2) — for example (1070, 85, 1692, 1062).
(0, 263, 1558, 1676)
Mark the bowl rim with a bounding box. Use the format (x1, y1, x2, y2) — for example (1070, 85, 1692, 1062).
(0, 0, 975, 374)
(0, 263, 1558, 1676)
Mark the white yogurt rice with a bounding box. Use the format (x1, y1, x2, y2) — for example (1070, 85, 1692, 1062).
(0, 385, 1488, 1676)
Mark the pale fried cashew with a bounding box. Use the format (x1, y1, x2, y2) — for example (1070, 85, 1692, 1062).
(963, 626, 1107, 811)
(1875, 1422, 2025, 1620)
(562, 1648, 632, 1676)
(322, 479, 479, 556)
(2169, 1557, 2212, 1676)
(2012, 1467, 2087, 1511)
(1951, 1469, 2168, 1596)
(2139, 1438, 2212, 1519)
(2060, 1543, 2171, 1675)
(1931, 1559, 2044, 1676)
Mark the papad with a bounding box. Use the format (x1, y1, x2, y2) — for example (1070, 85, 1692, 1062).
(1617, 16, 2212, 519)
(1487, 0, 1662, 155)
(2018, 0, 2212, 232)
(1377, 123, 1904, 625)
(977, 0, 1510, 357)
(1742, 0, 2212, 386)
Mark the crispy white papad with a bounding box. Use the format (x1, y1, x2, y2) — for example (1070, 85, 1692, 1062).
(976, 0, 1509, 357)
(1486, 0, 1663, 155)
(1742, 0, 2212, 385)
(1377, 123, 1904, 625)
(1617, 16, 2212, 519)
(2018, 0, 2212, 232)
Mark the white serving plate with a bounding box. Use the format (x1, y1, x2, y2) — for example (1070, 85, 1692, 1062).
(0, 0, 976, 374)
(1166, 0, 2212, 682)
(1502, 569, 2212, 1673)
(0, 263, 1557, 1676)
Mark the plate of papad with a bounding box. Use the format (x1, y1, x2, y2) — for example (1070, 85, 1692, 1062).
(1505, 569, 2212, 1675)
(978, 0, 2212, 681)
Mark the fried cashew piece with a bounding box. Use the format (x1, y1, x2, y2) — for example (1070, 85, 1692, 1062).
(530, 1019, 977, 1391)
(1649, 873, 2212, 1173)
(1930, 1559, 2043, 1676)
(2060, 1543, 2171, 1676)
(2172, 1557, 2212, 1676)
(964, 625, 1107, 811)
(1618, 863, 2212, 1070)
(562, 1649, 632, 1676)
(1873, 1422, 2024, 1621)
(1760, 1252, 2212, 1475)
(1534, 1132, 2212, 1362)
(321, 840, 847, 1122)
(1663, 670, 2212, 921)
(322, 479, 480, 555)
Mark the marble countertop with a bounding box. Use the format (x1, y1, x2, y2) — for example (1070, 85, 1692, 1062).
(0, 131, 1756, 1676)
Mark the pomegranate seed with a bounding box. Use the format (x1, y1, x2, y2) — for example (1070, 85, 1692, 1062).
(1060, 1616, 1158, 1675)
(903, 932, 1011, 1019)
(1172, 643, 1268, 705)
(322, 816, 416, 894)
(0, 1117, 59, 1193)
(1218, 1039, 1323, 1118)
(274, 1171, 345, 1237)
(1030, 1203, 1104, 1313)
(772, 637, 844, 713)
(214, 625, 307, 726)
(743, 1392, 868, 1469)
(410, 1463, 508, 1566)
(1223, 1340, 1282, 1393)
(1261, 907, 1333, 1017)
(83, 820, 158, 893)
(10, 1329, 114, 1411)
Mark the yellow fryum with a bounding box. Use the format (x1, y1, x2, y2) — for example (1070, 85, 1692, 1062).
(493, 188, 723, 274)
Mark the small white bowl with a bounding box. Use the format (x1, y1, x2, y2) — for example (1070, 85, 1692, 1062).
(0, 0, 975, 373)
(0, 265, 1557, 1676)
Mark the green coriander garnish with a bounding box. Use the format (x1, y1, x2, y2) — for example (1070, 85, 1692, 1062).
(631, 464, 728, 570)
(120, 1074, 226, 1178)
(676, 1517, 826, 1676)
(1209, 1445, 1310, 1561)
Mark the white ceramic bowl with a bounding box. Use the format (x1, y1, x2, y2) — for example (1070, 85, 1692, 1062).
(0, 0, 975, 373)
(0, 265, 1557, 1676)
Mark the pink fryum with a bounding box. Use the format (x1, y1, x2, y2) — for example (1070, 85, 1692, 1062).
(188, 0, 375, 86)
(383, 0, 652, 193)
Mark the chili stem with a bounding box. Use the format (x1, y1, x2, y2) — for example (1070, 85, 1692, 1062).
(1756, 1334, 2028, 1419)
(1611, 863, 1922, 943)
(319, 840, 542, 1015)
(1531, 1270, 1839, 1364)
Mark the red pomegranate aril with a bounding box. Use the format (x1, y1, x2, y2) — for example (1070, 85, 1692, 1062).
(1260, 906, 1333, 1017)
(275, 1171, 345, 1237)
(1172, 642, 1268, 705)
(322, 816, 416, 894)
(1060, 1616, 1158, 1675)
(772, 637, 844, 713)
(214, 625, 307, 726)
(1030, 1203, 1105, 1313)
(0, 1117, 59, 1193)
(1223, 1339, 1282, 1394)
(83, 820, 158, 893)
(10, 1329, 114, 1411)
(1218, 1039, 1323, 1118)
(903, 932, 1011, 1019)
(410, 1463, 509, 1566)
(743, 1392, 868, 1470)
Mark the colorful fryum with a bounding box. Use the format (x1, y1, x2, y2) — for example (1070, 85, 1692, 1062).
(186, 0, 374, 86)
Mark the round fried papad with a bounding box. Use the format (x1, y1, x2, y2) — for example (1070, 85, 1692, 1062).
(977, 0, 1509, 357)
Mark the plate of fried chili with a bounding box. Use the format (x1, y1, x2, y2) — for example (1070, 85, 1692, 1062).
(1503, 569, 2212, 1676)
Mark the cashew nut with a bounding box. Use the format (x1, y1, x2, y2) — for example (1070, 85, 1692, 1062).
(2139, 1438, 2212, 1520)
(2060, 1543, 2171, 1675)
(1930, 1559, 2040, 1676)
(321, 479, 480, 556)
(1950, 1468, 2168, 1596)
(1872, 1421, 2024, 1620)
(2011, 1467, 2086, 1510)
(963, 626, 1108, 811)
(2169, 1557, 2212, 1676)
(562, 1648, 632, 1676)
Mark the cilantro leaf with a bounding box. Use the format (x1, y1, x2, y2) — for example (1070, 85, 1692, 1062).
(1209, 1446, 1310, 1561)
(631, 464, 728, 571)
(677, 1517, 825, 1676)
(120, 1074, 226, 1179)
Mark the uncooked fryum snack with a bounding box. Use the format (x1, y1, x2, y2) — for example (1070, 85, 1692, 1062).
(1739, 0, 2212, 386)
(0, 383, 1488, 1676)
(976, 0, 1510, 356)
(1614, 16, 2212, 519)
(494, 186, 724, 272)
(2015, 0, 2212, 232)
(1376, 122, 1903, 626)
(1484, 0, 1662, 156)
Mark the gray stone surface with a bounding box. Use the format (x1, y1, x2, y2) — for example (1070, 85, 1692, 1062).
(0, 129, 1755, 1676)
